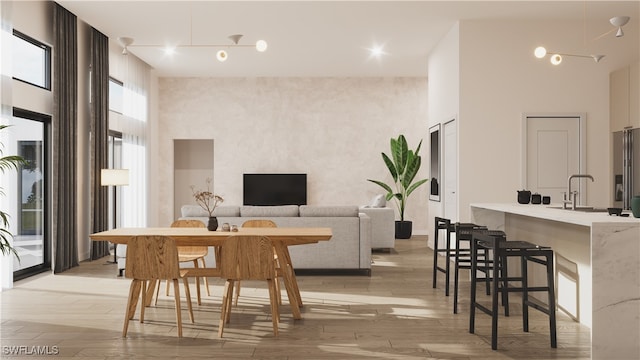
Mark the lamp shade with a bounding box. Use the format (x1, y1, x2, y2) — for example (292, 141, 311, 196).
(101, 169, 129, 186)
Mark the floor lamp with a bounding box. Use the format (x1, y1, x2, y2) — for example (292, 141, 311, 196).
(101, 168, 129, 264)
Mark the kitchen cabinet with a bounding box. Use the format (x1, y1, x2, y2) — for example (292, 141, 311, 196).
(610, 61, 640, 131)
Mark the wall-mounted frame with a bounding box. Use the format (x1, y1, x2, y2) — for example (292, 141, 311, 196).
(429, 124, 441, 202)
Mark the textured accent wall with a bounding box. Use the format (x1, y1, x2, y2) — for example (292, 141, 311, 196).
(156, 77, 429, 232)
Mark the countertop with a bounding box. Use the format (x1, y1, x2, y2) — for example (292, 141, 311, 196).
(470, 203, 640, 227)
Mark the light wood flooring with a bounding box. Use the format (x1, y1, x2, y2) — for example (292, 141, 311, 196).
(0, 236, 590, 359)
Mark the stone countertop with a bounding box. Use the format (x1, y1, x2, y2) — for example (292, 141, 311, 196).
(470, 203, 640, 227)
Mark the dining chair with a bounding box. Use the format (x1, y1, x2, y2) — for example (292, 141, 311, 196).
(158, 219, 209, 306)
(122, 235, 194, 338)
(218, 235, 280, 337)
(237, 219, 279, 306)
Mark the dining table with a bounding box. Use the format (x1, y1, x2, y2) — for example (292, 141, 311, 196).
(90, 226, 333, 320)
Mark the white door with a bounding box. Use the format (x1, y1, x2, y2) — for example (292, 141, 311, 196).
(443, 120, 457, 221)
(524, 116, 583, 204)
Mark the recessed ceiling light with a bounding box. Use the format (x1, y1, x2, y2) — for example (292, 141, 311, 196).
(369, 45, 385, 58)
(163, 46, 176, 56)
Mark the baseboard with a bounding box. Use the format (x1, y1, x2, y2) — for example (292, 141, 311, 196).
(294, 268, 371, 276)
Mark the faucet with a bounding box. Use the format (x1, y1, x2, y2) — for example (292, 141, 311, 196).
(563, 174, 595, 210)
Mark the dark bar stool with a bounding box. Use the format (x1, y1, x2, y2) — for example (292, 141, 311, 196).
(432, 218, 482, 296)
(451, 223, 493, 313)
(469, 231, 557, 350)
(432, 217, 453, 295)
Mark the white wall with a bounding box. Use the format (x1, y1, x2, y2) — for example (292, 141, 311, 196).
(455, 19, 638, 222)
(153, 77, 430, 232)
(427, 22, 459, 246)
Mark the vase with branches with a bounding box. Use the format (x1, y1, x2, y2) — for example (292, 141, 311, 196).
(1, 125, 27, 259)
(190, 178, 224, 231)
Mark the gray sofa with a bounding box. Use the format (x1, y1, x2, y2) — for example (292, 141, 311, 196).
(178, 204, 372, 275)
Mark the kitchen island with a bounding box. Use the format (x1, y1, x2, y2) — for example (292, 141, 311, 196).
(470, 203, 640, 359)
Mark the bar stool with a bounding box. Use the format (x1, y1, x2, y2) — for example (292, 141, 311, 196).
(452, 225, 499, 314)
(432, 218, 483, 296)
(469, 231, 557, 350)
(432, 217, 454, 295)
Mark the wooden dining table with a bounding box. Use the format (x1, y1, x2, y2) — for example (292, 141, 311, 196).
(90, 226, 332, 320)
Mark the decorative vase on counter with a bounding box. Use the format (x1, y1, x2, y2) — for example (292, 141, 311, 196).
(207, 216, 218, 231)
(631, 196, 640, 218)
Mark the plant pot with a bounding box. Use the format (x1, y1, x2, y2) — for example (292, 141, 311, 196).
(395, 220, 413, 239)
(207, 217, 218, 231)
(631, 196, 640, 218)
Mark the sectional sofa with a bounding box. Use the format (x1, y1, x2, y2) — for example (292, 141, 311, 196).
(178, 204, 372, 275)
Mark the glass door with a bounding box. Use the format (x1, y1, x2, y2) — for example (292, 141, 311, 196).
(11, 109, 50, 279)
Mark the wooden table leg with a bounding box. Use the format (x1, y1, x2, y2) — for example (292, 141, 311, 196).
(273, 243, 302, 320)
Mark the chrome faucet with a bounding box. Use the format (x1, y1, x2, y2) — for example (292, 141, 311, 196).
(563, 174, 594, 210)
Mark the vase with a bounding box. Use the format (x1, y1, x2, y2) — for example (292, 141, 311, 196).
(395, 220, 412, 239)
(207, 217, 218, 231)
(631, 196, 640, 218)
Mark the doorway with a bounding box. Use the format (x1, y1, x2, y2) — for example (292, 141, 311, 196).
(523, 114, 585, 204)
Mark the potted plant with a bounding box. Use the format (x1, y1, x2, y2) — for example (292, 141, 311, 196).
(368, 134, 428, 239)
(1, 125, 26, 259)
(190, 178, 224, 231)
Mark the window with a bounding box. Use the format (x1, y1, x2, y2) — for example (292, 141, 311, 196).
(109, 77, 124, 114)
(12, 30, 51, 90)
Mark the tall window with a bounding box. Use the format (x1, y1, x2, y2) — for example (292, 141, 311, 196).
(109, 77, 123, 114)
(12, 30, 51, 90)
(11, 108, 51, 280)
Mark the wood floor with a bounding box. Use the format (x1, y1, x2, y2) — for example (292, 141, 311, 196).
(0, 236, 590, 359)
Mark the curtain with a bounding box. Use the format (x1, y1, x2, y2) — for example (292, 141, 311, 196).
(120, 54, 149, 228)
(89, 28, 109, 259)
(52, 4, 78, 273)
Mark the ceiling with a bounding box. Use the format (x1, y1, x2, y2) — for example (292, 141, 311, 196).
(57, 1, 640, 77)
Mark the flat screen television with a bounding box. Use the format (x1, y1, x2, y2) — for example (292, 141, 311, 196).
(243, 173, 307, 206)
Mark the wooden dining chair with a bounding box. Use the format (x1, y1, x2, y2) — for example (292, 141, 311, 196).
(218, 235, 280, 337)
(158, 219, 210, 306)
(236, 219, 279, 306)
(122, 235, 194, 338)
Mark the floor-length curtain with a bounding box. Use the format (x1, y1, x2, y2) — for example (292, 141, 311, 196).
(89, 27, 109, 259)
(121, 54, 149, 228)
(52, 4, 78, 273)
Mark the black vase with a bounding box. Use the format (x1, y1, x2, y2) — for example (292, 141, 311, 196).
(395, 220, 413, 239)
(207, 217, 218, 231)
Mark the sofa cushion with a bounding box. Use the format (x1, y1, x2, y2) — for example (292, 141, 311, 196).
(299, 205, 359, 217)
(240, 205, 299, 217)
(181, 205, 240, 217)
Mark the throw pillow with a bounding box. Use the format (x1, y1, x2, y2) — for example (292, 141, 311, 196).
(371, 194, 386, 208)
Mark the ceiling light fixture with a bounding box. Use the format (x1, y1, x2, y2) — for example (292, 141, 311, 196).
(534, 46, 604, 65)
(116, 34, 268, 62)
(593, 16, 631, 40)
(118, 37, 134, 55)
(611, 16, 630, 37)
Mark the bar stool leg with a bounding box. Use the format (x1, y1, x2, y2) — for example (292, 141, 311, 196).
(490, 246, 500, 350)
(444, 228, 451, 296)
(546, 252, 557, 348)
(432, 222, 440, 289)
(469, 238, 478, 333)
(521, 254, 530, 332)
(453, 239, 461, 314)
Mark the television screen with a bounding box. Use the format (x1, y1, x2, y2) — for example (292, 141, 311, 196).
(243, 173, 307, 206)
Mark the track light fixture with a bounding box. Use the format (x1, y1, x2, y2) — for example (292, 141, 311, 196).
(534, 46, 604, 65)
(116, 34, 268, 62)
